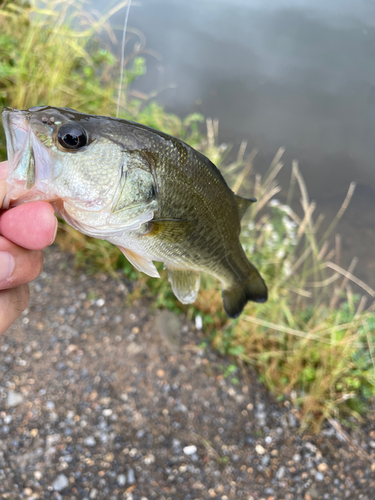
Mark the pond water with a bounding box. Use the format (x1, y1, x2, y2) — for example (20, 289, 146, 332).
(99, 0, 375, 290)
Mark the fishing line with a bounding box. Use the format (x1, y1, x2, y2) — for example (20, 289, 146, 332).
(116, 0, 132, 118)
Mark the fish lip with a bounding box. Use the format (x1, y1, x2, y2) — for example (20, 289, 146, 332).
(1, 108, 33, 208)
(2, 108, 30, 160)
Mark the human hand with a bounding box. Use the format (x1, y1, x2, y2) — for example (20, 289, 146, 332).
(0, 161, 57, 334)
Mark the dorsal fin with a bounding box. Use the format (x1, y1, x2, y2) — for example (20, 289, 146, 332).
(235, 195, 257, 220)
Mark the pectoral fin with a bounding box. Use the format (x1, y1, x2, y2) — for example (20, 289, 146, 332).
(118, 247, 160, 278)
(145, 219, 196, 243)
(167, 268, 201, 304)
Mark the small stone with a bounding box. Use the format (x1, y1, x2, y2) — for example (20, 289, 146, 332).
(117, 474, 126, 486)
(183, 445, 197, 455)
(96, 298, 105, 307)
(53, 474, 69, 492)
(265, 436, 272, 444)
(315, 471, 324, 481)
(6, 390, 24, 407)
(89, 488, 98, 499)
(369, 440, 375, 449)
(255, 444, 266, 455)
(24, 488, 33, 495)
(276, 466, 285, 479)
(317, 462, 328, 472)
(66, 344, 78, 354)
(293, 453, 301, 462)
(102, 409, 113, 417)
(306, 486, 320, 499)
(157, 369, 165, 378)
(34, 471, 42, 481)
(144, 453, 155, 465)
(127, 468, 135, 484)
(83, 436, 96, 447)
(30, 428, 38, 437)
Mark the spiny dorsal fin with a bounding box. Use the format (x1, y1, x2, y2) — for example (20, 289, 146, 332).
(167, 268, 201, 304)
(235, 195, 256, 220)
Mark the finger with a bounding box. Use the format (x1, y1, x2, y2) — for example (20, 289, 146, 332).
(0, 201, 57, 250)
(0, 161, 7, 208)
(0, 237, 43, 290)
(0, 285, 29, 335)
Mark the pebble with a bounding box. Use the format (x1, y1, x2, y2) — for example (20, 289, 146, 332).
(127, 468, 135, 484)
(117, 474, 127, 486)
(276, 466, 285, 479)
(96, 298, 105, 307)
(6, 390, 24, 407)
(255, 444, 266, 455)
(183, 445, 197, 455)
(53, 474, 69, 491)
(317, 462, 328, 472)
(83, 436, 96, 447)
(34, 471, 42, 481)
(315, 471, 325, 481)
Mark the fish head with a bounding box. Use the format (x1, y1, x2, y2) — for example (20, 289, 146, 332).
(2, 106, 125, 209)
(1, 106, 158, 237)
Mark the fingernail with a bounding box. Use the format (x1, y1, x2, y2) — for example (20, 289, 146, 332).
(0, 251, 15, 282)
(48, 216, 58, 246)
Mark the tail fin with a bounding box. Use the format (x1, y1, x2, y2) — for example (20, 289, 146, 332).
(222, 269, 267, 319)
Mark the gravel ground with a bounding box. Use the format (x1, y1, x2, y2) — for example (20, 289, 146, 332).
(1, 246, 375, 500)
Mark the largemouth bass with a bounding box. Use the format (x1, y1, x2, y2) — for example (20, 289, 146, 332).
(1, 106, 267, 318)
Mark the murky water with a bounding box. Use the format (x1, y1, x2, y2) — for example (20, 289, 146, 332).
(100, 0, 375, 289)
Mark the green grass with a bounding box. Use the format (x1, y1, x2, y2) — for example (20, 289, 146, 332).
(1, 0, 374, 431)
(0, 0, 203, 158)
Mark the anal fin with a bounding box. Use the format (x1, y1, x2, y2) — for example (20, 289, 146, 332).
(118, 247, 160, 278)
(167, 268, 200, 304)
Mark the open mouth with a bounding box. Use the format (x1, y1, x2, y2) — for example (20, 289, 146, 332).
(1, 108, 55, 209)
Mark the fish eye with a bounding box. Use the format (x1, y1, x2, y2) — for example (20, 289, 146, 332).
(57, 124, 87, 150)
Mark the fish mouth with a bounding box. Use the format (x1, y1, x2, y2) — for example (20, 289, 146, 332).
(2, 107, 54, 208)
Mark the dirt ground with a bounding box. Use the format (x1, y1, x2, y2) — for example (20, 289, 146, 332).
(0, 246, 374, 500)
